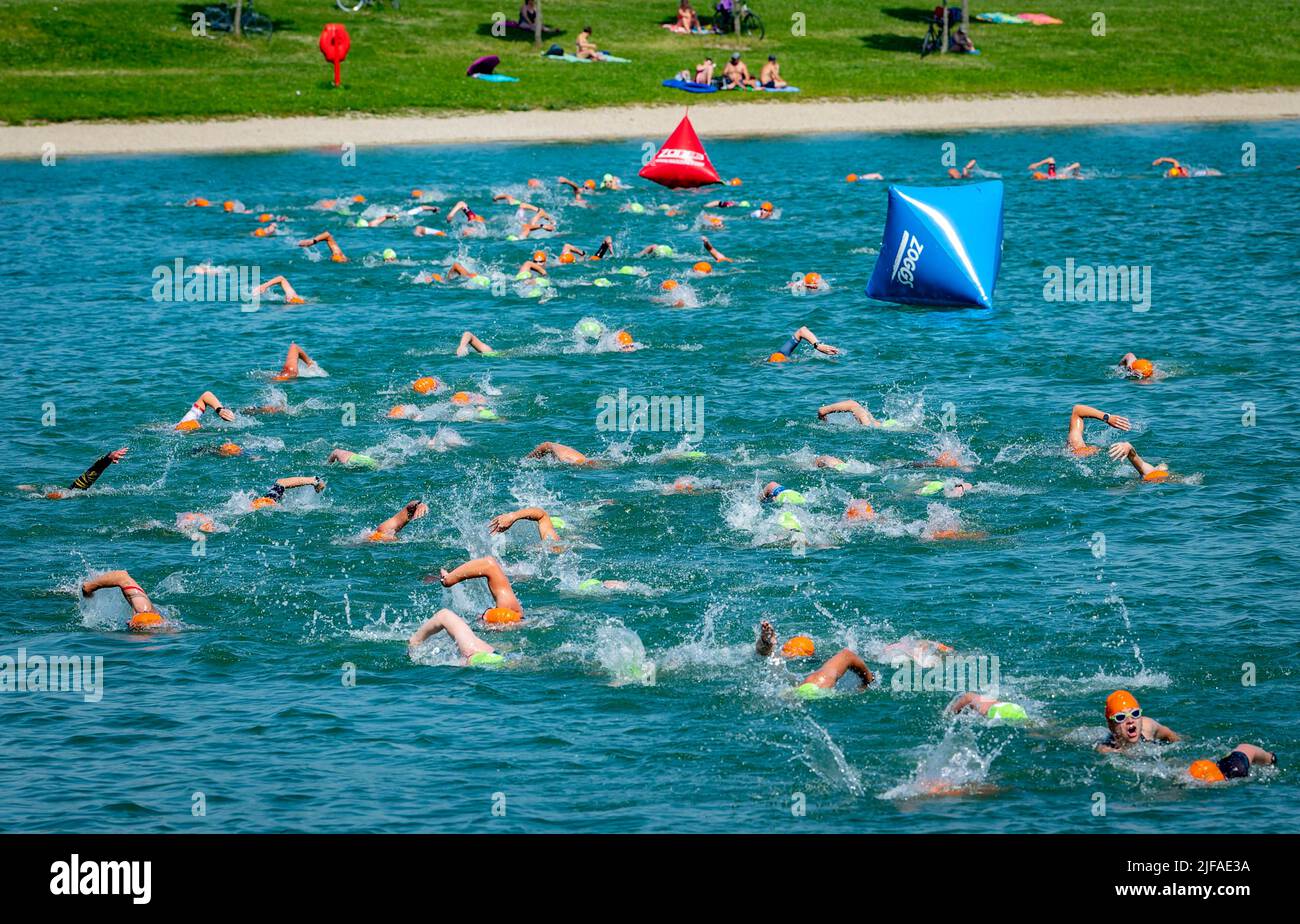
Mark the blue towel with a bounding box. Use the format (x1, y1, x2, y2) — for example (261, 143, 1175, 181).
(662, 79, 717, 93)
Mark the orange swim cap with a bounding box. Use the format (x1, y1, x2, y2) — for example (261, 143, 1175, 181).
(616, 330, 633, 346)
(583, 179, 596, 189)
(287, 296, 305, 304)
(560, 252, 575, 264)
(693, 262, 712, 274)
(175, 420, 201, 432)
(845, 499, 875, 520)
(527, 178, 541, 188)
(191, 197, 210, 207)
(251, 497, 277, 510)
(729, 177, 742, 186)
(45, 491, 66, 500)
(1032, 171, 1048, 181)
(330, 253, 347, 263)
(388, 405, 409, 419)
(258, 213, 273, 222)
(272, 373, 293, 382)
(533, 250, 546, 262)
(412, 376, 439, 395)
(1188, 760, 1226, 783)
(661, 279, 679, 291)
(353, 195, 366, 203)
(1131, 358, 1154, 378)
(1073, 445, 1099, 457)
(128, 612, 164, 631)
(934, 451, 960, 468)
(761, 202, 773, 211)
(1143, 469, 1170, 481)
(411, 189, 424, 198)
(223, 200, 235, 212)
(846, 174, 858, 183)
(782, 636, 815, 658)
(707, 216, 723, 227)
(368, 529, 394, 542)
(451, 391, 472, 405)
(1105, 690, 1139, 720)
(484, 607, 522, 624)
(767, 352, 789, 363)
(803, 272, 822, 288)
(218, 442, 242, 457)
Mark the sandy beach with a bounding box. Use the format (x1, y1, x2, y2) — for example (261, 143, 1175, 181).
(1, 91, 1297, 159)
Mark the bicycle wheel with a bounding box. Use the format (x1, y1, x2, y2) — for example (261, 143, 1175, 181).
(742, 11, 764, 40)
(242, 11, 272, 34)
(204, 5, 232, 32)
(337, 0, 367, 12)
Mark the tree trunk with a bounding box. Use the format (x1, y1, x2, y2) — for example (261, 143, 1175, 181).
(534, 1, 542, 48)
(234, 0, 243, 38)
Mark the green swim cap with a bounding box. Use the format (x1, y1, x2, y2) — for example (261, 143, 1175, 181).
(616, 265, 639, 275)
(793, 681, 830, 700)
(592, 278, 612, 287)
(602, 173, 613, 182)
(578, 578, 601, 591)
(680, 450, 705, 460)
(653, 244, 672, 256)
(778, 510, 803, 531)
(549, 516, 566, 530)
(918, 481, 945, 496)
(525, 287, 544, 298)
(482, 350, 501, 357)
(515, 270, 532, 280)
(629, 203, 645, 214)
(355, 218, 368, 227)
(345, 453, 379, 470)
(739, 200, 751, 207)
(382, 248, 397, 261)
(468, 651, 505, 668)
(833, 461, 848, 472)
(986, 702, 1029, 722)
(578, 320, 604, 337)
(878, 418, 902, 430)
(476, 408, 499, 420)
(506, 234, 519, 241)
(775, 489, 807, 506)
(471, 274, 491, 287)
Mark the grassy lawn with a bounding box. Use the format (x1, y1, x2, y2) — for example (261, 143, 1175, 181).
(0, 1, 1294, 124)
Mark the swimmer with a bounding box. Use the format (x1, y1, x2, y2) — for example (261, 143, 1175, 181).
(1117, 352, 1156, 379)
(253, 275, 305, 304)
(761, 482, 806, 504)
(274, 342, 315, 380)
(519, 216, 557, 239)
(818, 400, 880, 427)
(1027, 156, 1081, 180)
(843, 498, 875, 521)
(755, 621, 816, 659)
(184, 197, 211, 207)
(254, 476, 325, 509)
(369, 500, 428, 541)
(456, 331, 495, 356)
(517, 252, 548, 278)
(752, 201, 775, 220)
(21, 447, 129, 499)
(526, 441, 591, 465)
(176, 391, 236, 430)
(297, 231, 348, 263)
(326, 448, 379, 470)
(240, 398, 288, 416)
(947, 159, 979, 180)
(356, 212, 399, 228)
(555, 177, 589, 202)
(813, 455, 848, 471)
(1152, 156, 1191, 178)
(489, 506, 561, 543)
(435, 556, 524, 620)
(700, 235, 731, 263)
(769, 326, 840, 362)
(948, 692, 1029, 723)
(916, 478, 972, 498)
(1187, 744, 1277, 783)
(635, 243, 675, 258)
(408, 609, 501, 666)
(1096, 690, 1180, 753)
(1107, 441, 1171, 481)
(591, 236, 614, 260)
(1067, 404, 1131, 456)
(446, 201, 485, 224)
(557, 242, 586, 262)
(790, 648, 875, 699)
(81, 570, 166, 631)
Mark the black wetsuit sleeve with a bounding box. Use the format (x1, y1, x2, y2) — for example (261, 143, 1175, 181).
(69, 453, 114, 491)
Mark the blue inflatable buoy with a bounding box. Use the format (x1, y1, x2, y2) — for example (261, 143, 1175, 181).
(865, 181, 1003, 309)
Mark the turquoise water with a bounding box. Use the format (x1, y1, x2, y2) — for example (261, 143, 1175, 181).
(2, 121, 1297, 832)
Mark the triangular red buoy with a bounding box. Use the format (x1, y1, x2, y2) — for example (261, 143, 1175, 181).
(638, 113, 722, 189)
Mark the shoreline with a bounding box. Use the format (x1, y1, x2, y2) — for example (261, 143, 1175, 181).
(1, 90, 1297, 159)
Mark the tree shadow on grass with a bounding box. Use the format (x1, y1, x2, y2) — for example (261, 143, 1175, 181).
(880, 6, 933, 24)
(174, 4, 294, 35)
(860, 34, 923, 54)
(473, 23, 567, 42)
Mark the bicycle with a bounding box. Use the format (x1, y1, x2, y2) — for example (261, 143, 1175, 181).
(713, 2, 764, 40)
(337, 0, 399, 12)
(205, 2, 273, 35)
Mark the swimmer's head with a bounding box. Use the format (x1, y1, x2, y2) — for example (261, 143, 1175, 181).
(484, 607, 521, 624)
(533, 250, 546, 263)
(692, 261, 712, 274)
(218, 442, 242, 457)
(781, 636, 815, 658)
(1131, 358, 1154, 378)
(803, 272, 822, 289)
(128, 611, 164, 631)
(846, 173, 858, 183)
(223, 200, 235, 212)
(845, 499, 875, 521)
(559, 252, 575, 264)
(355, 218, 369, 227)
(175, 420, 201, 432)
(44, 491, 66, 500)
(767, 352, 789, 364)
(616, 330, 633, 346)
(1105, 690, 1142, 741)
(352, 195, 366, 203)
(190, 197, 210, 207)
(258, 213, 273, 222)
(388, 404, 411, 419)
(331, 253, 347, 263)
(451, 391, 472, 405)
(661, 279, 679, 291)
(1188, 760, 1226, 783)
(760, 201, 773, 212)
(1142, 468, 1170, 482)
(411, 188, 424, 198)
(412, 376, 439, 395)
(382, 248, 397, 262)
(251, 497, 277, 510)
(527, 178, 541, 188)
(934, 451, 961, 468)
(583, 179, 596, 190)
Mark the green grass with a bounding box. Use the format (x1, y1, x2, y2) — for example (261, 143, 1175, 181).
(0, 1, 1294, 124)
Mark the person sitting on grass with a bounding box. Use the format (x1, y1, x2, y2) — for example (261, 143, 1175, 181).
(722, 53, 757, 89)
(576, 25, 605, 60)
(673, 0, 703, 32)
(950, 27, 976, 54)
(759, 55, 787, 89)
(675, 57, 715, 85)
(517, 0, 558, 34)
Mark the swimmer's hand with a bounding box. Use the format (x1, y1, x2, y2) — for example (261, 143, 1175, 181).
(488, 513, 517, 533)
(313, 478, 327, 493)
(406, 501, 429, 520)
(438, 567, 452, 587)
(1105, 414, 1131, 432)
(108, 447, 129, 464)
(1107, 441, 1133, 461)
(217, 408, 236, 423)
(813, 342, 840, 356)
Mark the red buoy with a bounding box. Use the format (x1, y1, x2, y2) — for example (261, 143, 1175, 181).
(638, 113, 722, 189)
(319, 23, 351, 88)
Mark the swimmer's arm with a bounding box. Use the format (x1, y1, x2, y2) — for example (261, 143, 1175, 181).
(701, 235, 730, 262)
(592, 236, 613, 259)
(196, 391, 236, 422)
(557, 177, 580, 192)
(70, 447, 128, 490)
(81, 570, 133, 595)
(489, 507, 559, 541)
(1070, 404, 1131, 432)
(634, 245, 657, 257)
(947, 692, 980, 714)
(1148, 718, 1180, 743)
(1152, 157, 1179, 168)
(793, 327, 839, 355)
(275, 476, 324, 492)
(1027, 157, 1055, 170)
(846, 652, 875, 688)
(818, 401, 876, 425)
(440, 558, 516, 609)
(1106, 441, 1156, 476)
(1095, 742, 1120, 754)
